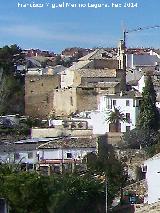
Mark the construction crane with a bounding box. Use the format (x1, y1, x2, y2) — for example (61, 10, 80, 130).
(123, 25, 160, 50)
(120, 25, 160, 91)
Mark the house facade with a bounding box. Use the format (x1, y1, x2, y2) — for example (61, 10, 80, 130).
(143, 154, 160, 204)
(95, 91, 142, 133)
(0, 140, 40, 169)
(37, 137, 97, 174)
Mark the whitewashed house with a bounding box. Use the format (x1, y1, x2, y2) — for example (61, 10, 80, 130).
(38, 137, 97, 173)
(0, 138, 55, 169)
(94, 91, 142, 133)
(132, 71, 160, 109)
(143, 154, 160, 204)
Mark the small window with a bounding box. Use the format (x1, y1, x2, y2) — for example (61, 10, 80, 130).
(126, 126, 130, 132)
(70, 97, 73, 106)
(126, 113, 131, 122)
(126, 100, 130, 106)
(28, 152, 33, 159)
(46, 95, 49, 104)
(67, 153, 72, 158)
(113, 100, 116, 106)
(14, 153, 20, 160)
(141, 165, 147, 172)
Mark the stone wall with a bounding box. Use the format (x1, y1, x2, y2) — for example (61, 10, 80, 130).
(76, 88, 98, 112)
(54, 87, 98, 116)
(107, 132, 123, 146)
(116, 149, 147, 180)
(31, 127, 92, 138)
(135, 202, 160, 213)
(25, 75, 60, 118)
(54, 88, 77, 116)
(94, 59, 119, 69)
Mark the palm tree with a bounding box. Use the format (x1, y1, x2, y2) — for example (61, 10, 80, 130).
(106, 107, 128, 132)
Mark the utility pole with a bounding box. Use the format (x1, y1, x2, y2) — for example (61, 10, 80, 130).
(106, 175, 108, 213)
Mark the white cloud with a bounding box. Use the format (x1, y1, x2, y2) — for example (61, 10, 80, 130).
(0, 24, 117, 46)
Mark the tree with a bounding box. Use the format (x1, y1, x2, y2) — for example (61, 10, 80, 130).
(0, 45, 25, 114)
(48, 174, 105, 213)
(122, 128, 159, 148)
(106, 107, 128, 132)
(0, 167, 105, 213)
(137, 75, 160, 131)
(85, 138, 128, 206)
(0, 44, 25, 75)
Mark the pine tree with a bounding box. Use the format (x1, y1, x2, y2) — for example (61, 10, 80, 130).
(138, 75, 160, 131)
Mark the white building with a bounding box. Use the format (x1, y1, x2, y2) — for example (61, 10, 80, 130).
(0, 138, 55, 167)
(95, 91, 142, 134)
(143, 154, 160, 204)
(38, 137, 97, 163)
(37, 137, 97, 173)
(132, 73, 160, 109)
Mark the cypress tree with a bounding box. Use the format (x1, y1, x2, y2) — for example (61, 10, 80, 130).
(138, 75, 159, 131)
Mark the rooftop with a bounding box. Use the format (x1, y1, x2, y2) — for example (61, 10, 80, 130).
(79, 49, 117, 61)
(104, 90, 142, 99)
(64, 60, 92, 71)
(38, 137, 97, 149)
(78, 81, 119, 88)
(76, 68, 117, 78)
(0, 137, 97, 153)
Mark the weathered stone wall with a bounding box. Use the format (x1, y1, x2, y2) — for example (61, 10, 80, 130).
(54, 87, 98, 116)
(54, 88, 77, 116)
(135, 202, 160, 213)
(31, 127, 92, 138)
(25, 74, 60, 118)
(115, 149, 147, 180)
(94, 59, 119, 69)
(106, 132, 123, 146)
(76, 88, 97, 112)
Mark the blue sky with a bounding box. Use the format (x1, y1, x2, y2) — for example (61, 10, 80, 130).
(0, 0, 160, 53)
